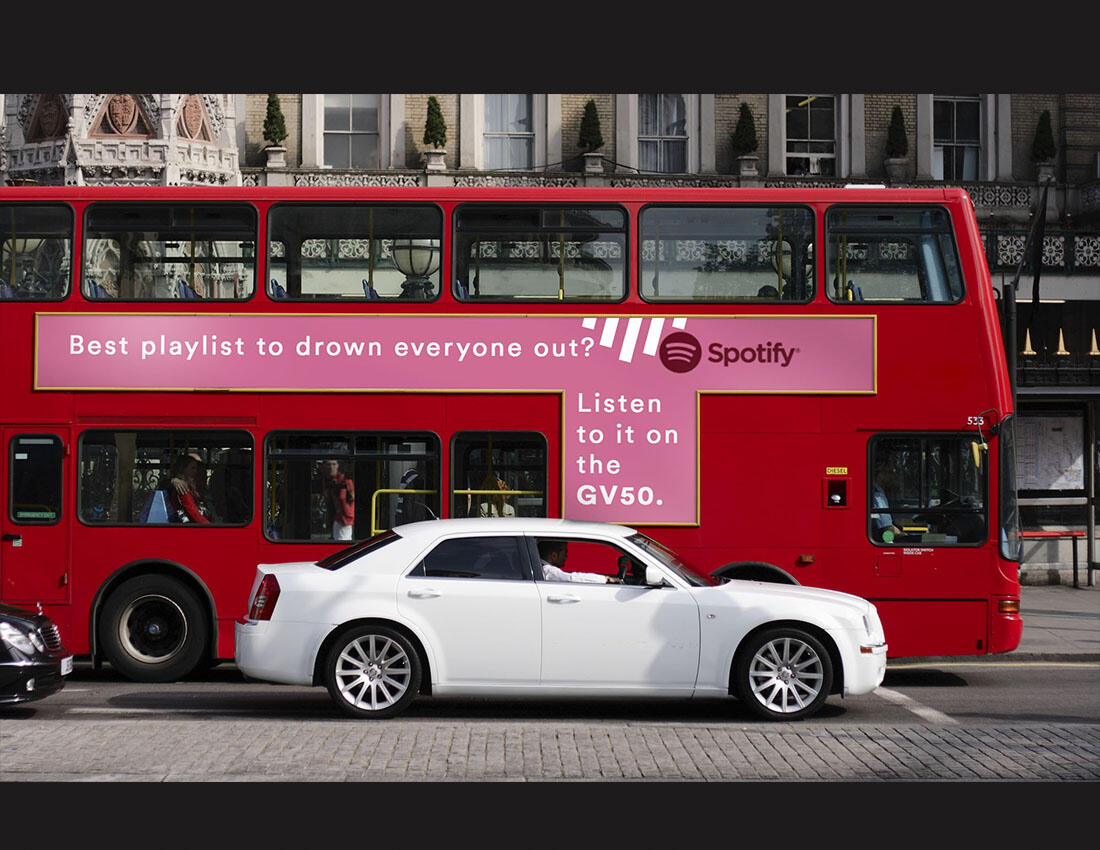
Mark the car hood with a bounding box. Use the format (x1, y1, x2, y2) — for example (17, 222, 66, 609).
(0, 603, 45, 629)
(715, 579, 873, 617)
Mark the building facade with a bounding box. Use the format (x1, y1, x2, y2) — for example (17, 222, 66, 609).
(3, 91, 1100, 581)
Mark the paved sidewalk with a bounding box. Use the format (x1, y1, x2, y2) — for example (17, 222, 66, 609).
(1012, 581, 1100, 660)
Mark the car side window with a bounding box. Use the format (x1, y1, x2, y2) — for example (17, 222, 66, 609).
(408, 536, 528, 580)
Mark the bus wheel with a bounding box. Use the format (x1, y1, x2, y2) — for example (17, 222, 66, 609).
(711, 561, 800, 585)
(100, 574, 208, 682)
(734, 627, 833, 721)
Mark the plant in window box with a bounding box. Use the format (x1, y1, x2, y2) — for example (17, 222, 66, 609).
(1031, 109, 1056, 184)
(262, 93, 288, 169)
(883, 105, 909, 183)
(422, 96, 448, 171)
(730, 102, 759, 178)
(579, 99, 605, 174)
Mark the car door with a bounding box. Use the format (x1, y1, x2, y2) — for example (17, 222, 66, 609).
(532, 536, 700, 692)
(396, 534, 541, 688)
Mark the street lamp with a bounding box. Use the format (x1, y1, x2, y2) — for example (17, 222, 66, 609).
(391, 238, 440, 299)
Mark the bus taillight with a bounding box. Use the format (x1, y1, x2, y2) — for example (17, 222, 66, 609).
(997, 598, 1020, 615)
(248, 575, 281, 620)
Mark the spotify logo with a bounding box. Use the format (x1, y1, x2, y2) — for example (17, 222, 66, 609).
(659, 332, 702, 373)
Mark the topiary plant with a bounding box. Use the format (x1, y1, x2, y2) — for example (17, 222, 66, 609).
(1032, 110, 1056, 162)
(578, 99, 604, 152)
(885, 105, 908, 158)
(423, 96, 447, 149)
(262, 93, 287, 147)
(730, 102, 758, 158)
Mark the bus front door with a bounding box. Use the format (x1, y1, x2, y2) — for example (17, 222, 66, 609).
(1, 429, 70, 606)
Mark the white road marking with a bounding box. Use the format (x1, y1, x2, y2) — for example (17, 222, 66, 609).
(875, 687, 957, 724)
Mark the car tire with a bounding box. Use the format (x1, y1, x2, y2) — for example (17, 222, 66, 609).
(99, 574, 209, 683)
(324, 625, 421, 719)
(734, 627, 833, 721)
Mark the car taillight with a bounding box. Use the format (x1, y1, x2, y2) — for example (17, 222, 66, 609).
(248, 574, 280, 620)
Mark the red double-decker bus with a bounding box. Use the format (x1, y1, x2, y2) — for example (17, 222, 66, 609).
(0, 184, 1021, 681)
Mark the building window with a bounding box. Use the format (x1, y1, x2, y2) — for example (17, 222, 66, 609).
(638, 94, 687, 173)
(323, 94, 380, 169)
(785, 95, 836, 176)
(933, 96, 980, 181)
(484, 94, 533, 170)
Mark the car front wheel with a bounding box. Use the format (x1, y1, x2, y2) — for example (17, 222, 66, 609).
(734, 627, 833, 721)
(324, 625, 421, 719)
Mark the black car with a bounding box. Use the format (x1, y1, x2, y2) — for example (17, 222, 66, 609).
(1, 603, 73, 705)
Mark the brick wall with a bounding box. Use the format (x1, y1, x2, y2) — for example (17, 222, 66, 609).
(406, 94, 458, 170)
(715, 95, 768, 175)
(244, 94, 300, 167)
(864, 94, 917, 180)
(1012, 94, 1060, 181)
(561, 94, 613, 171)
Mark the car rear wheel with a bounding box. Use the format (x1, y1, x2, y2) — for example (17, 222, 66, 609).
(99, 574, 208, 682)
(324, 625, 421, 719)
(734, 627, 833, 721)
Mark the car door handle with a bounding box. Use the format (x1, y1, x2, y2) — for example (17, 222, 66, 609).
(407, 589, 441, 599)
(546, 594, 580, 604)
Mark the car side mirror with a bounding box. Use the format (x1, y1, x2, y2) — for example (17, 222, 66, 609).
(645, 565, 669, 587)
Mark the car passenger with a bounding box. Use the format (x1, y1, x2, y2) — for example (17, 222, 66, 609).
(537, 539, 621, 584)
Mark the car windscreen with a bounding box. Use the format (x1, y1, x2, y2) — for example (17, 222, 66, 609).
(626, 533, 712, 586)
(316, 529, 401, 570)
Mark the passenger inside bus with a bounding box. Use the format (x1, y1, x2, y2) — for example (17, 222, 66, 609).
(478, 472, 516, 518)
(168, 452, 216, 524)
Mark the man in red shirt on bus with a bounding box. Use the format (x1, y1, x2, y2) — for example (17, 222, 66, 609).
(322, 459, 355, 541)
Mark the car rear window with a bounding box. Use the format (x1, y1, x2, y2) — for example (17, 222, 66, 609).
(316, 529, 401, 570)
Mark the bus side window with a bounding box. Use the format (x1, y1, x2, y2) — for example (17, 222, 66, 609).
(826, 206, 964, 304)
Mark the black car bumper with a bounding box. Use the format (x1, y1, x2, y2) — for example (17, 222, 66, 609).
(0, 654, 72, 704)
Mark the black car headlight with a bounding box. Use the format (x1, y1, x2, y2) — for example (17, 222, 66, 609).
(0, 621, 45, 655)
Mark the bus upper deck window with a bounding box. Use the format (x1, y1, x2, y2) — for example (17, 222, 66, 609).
(453, 205, 627, 302)
(1, 204, 73, 301)
(267, 204, 442, 301)
(83, 203, 257, 301)
(825, 205, 964, 304)
(639, 205, 815, 303)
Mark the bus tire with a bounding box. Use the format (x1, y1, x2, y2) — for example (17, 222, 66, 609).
(99, 574, 208, 683)
(733, 626, 833, 721)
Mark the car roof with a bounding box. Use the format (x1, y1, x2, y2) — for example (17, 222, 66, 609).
(392, 517, 637, 542)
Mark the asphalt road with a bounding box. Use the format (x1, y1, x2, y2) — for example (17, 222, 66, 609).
(2, 659, 1097, 781)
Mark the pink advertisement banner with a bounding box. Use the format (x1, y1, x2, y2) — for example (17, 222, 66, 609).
(36, 312, 875, 523)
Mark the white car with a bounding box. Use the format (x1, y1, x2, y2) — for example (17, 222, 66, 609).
(236, 518, 887, 721)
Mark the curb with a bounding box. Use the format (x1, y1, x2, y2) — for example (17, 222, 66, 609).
(889, 653, 1100, 665)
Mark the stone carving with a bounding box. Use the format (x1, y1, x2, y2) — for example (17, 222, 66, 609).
(181, 94, 204, 139)
(106, 94, 138, 134)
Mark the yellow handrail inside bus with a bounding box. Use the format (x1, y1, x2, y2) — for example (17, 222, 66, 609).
(370, 488, 437, 537)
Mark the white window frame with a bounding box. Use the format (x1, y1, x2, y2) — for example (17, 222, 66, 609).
(459, 95, 555, 171)
(483, 94, 534, 170)
(614, 95, 709, 174)
(916, 94, 1011, 182)
(301, 94, 404, 169)
(766, 94, 864, 179)
(783, 94, 837, 176)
